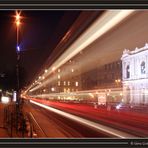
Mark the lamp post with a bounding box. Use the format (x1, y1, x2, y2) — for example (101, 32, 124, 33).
(15, 10, 22, 133)
(15, 11, 21, 104)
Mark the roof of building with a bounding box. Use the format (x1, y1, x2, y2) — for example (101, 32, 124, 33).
(121, 43, 148, 59)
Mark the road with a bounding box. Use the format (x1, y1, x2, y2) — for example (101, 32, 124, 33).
(25, 98, 148, 138)
(23, 101, 111, 138)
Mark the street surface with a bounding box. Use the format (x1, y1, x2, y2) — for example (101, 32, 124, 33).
(23, 101, 112, 138)
(28, 98, 148, 138)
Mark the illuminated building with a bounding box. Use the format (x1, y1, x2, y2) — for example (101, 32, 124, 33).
(81, 61, 122, 90)
(53, 59, 82, 93)
(121, 43, 148, 105)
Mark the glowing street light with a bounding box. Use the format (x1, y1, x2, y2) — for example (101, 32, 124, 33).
(16, 14, 21, 27)
(15, 11, 21, 50)
(16, 11, 20, 20)
(17, 46, 20, 52)
(16, 20, 20, 27)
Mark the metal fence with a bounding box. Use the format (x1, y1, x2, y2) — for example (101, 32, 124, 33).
(3, 103, 27, 137)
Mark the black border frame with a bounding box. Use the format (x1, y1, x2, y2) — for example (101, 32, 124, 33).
(0, 0, 148, 147)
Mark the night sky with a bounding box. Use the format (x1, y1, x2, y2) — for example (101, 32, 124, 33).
(0, 10, 81, 90)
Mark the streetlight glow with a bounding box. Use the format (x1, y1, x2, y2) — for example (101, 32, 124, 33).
(16, 20, 20, 26)
(15, 11, 21, 27)
(17, 46, 20, 52)
(16, 12, 20, 20)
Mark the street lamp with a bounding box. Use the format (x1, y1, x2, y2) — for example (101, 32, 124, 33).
(14, 10, 22, 133)
(17, 46, 20, 52)
(115, 79, 121, 87)
(15, 11, 21, 104)
(15, 11, 21, 51)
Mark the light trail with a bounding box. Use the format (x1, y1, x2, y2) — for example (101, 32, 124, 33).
(27, 10, 135, 93)
(30, 100, 135, 138)
(30, 87, 123, 101)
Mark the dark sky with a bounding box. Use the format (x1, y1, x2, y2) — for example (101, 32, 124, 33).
(0, 10, 81, 90)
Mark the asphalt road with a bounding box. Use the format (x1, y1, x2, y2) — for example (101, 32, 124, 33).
(28, 98, 148, 138)
(23, 101, 111, 138)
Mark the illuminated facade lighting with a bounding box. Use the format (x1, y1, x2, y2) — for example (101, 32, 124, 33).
(121, 43, 148, 105)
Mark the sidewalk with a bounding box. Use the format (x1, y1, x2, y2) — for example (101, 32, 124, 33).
(0, 103, 9, 137)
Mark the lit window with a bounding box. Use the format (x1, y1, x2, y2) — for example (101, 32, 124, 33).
(51, 87, 55, 92)
(64, 88, 66, 92)
(75, 81, 78, 87)
(58, 81, 60, 86)
(64, 81, 66, 86)
(68, 81, 70, 86)
(58, 75, 61, 79)
(141, 61, 146, 74)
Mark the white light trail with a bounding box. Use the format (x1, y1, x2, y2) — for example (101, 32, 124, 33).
(30, 100, 135, 138)
(28, 10, 135, 93)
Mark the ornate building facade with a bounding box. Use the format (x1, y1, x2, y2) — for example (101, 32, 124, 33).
(121, 43, 148, 105)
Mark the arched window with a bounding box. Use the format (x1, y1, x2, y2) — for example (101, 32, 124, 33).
(141, 61, 146, 74)
(126, 65, 130, 78)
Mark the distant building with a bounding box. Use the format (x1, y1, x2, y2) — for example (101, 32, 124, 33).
(121, 43, 148, 105)
(97, 61, 122, 88)
(81, 60, 122, 90)
(53, 59, 82, 93)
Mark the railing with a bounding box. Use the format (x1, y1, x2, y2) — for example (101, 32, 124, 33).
(26, 112, 47, 137)
(3, 102, 27, 137)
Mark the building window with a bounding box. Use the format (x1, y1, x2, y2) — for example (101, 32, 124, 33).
(141, 61, 146, 74)
(126, 65, 130, 78)
(58, 81, 60, 86)
(68, 81, 70, 86)
(75, 82, 78, 87)
(58, 75, 61, 79)
(64, 81, 66, 86)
